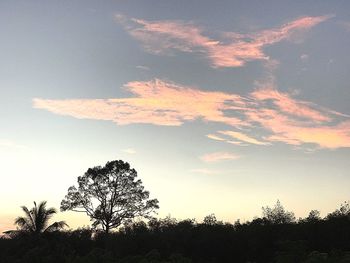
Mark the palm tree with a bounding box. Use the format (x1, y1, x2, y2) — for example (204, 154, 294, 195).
(4, 201, 68, 235)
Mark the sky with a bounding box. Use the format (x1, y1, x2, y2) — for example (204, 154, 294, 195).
(1, 0, 350, 233)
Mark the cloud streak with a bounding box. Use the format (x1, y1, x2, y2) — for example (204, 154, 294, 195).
(33, 14, 347, 151)
(33, 78, 350, 149)
(200, 152, 240, 162)
(218, 130, 269, 145)
(251, 87, 330, 122)
(34, 79, 245, 127)
(206, 134, 226, 141)
(122, 148, 137, 154)
(0, 139, 27, 150)
(116, 14, 332, 68)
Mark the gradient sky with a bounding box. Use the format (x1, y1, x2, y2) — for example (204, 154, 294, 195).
(1, 0, 350, 233)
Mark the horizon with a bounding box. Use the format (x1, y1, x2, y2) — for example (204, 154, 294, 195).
(1, 0, 350, 233)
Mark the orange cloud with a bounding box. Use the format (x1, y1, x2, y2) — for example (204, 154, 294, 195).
(200, 152, 240, 162)
(251, 87, 330, 122)
(293, 123, 350, 149)
(245, 107, 350, 149)
(33, 79, 245, 127)
(34, 78, 350, 150)
(117, 14, 331, 68)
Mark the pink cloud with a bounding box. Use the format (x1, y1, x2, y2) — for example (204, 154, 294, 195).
(251, 87, 331, 122)
(34, 78, 350, 150)
(200, 152, 240, 162)
(33, 79, 245, 127)
(117, 14, 331, 68)
(245, 107, 350, 149)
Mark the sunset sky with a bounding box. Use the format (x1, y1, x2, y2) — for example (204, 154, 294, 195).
(1, 0, 350, 233)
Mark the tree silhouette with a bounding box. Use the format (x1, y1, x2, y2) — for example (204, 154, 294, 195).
(262, 200, 295, 224)
(60, 160, 159, 233)
(305, 209, 321, 222)
(4, 201, 67, 235)
(203, 213, 217, 225)
(3, 201, 350, 262)
(326, 201, 350, 219)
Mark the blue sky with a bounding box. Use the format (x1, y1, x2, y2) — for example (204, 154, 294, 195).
(1, 0, 350, 231)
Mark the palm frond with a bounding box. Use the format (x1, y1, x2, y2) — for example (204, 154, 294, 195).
(20, 206, 35, 228)
(34, 201, 45, 232)
(45, 207, 57, 215)
(3, 230, 15, 234)
(14, 217, 32, 231)
(2, 229, 26, 238)
(44, 207, 57, 225)
(45, 221, 68, 232)
(21, 206, 31, 217)
(37, 201, 48, 214)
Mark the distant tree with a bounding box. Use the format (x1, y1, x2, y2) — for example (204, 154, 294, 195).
(60, 160, 159, 233)
(233, 219, 241, 229)
(305, 210, 322, 222)
(203, 214, 217, 225)
(326, 201, 350, 219)
(262, 200, 295, 224)
(4, 201, 67, 236)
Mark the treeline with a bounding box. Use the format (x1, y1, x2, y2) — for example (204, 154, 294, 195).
(2, 201, 350, 263)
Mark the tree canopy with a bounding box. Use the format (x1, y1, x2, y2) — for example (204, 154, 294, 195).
(60, 160, 159, 233)
(262, 200, 295, 224)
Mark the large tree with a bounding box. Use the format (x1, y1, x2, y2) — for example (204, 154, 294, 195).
(4, 201, 67, 236)
(60, 160, 159, 233)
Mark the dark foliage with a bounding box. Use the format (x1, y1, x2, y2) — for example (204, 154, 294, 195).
(2, 202, 350, 263)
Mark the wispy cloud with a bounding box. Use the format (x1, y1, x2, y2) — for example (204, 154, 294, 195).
(116, 14, 332, 68)
(245, 107, 350, 149)
(33, 14, 348, 151)
(0, 139, 27, 150)
(251, 87, 330, 122)
(33, 79, 245, 127)
(226, 140, 245, 146)
(200, 152, 240, 162)
(122, 148, 136, 154)
(218, 130, 269, 145)
(300, 54, 309, 61)
(33, 77, 350, 150)
(136, 65, 150, 71)
(206, 134, 226, 141)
